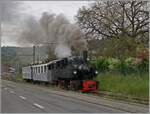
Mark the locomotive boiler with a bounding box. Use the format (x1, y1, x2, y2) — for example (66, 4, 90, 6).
(22, 51, 98, 92)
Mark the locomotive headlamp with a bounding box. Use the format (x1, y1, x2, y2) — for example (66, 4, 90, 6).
(73, 71, 77, 74)
(95, 70, 98, 74)
(87, 58, 90, 61)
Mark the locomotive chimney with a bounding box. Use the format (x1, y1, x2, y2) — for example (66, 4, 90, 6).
(83, 50, 88, 61)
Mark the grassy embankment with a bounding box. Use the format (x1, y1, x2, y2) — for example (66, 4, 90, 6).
(94, 72, 149, 100)
(15, 73, 24, 82)
(2, 73, 23, 82)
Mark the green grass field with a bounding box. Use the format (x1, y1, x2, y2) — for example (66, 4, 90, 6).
(95, 72, 149, 100)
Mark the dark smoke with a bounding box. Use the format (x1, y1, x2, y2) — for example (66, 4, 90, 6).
(19, 15, 46, 46)
(19, 12, 87, 58)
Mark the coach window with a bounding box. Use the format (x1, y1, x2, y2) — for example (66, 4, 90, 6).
(44, 66, 47, 72)
(32, 68, 33, 73)
(34, 67, 36, 74)
(51, 64, 54, 69)
(64, 58, 68, 66)
(35, 67, 36, 74)
(48, 64, 51, 70)
(43, 66, 45, 73)
(55, 62, 57, 69)
(54, 63, 56, 69)
(57, 61, 60, 68)
(32, 68, 34, 73)
(33, 67, 36, 74)
(40, 66, 41, 73)
(36, 67, 37, 74)
(41, 66, 43, 73)
(61, 60, 65, 68)
(37, 67, 38, 74)
(38, 67, 40, 74)
(40, 67, 41, 73)
(60, 60, 64, 69)
(59, 61, 61, 68)
(54, 63, 57, 69)
(42, 66, 44, 73)
(33, 67, 35, 74)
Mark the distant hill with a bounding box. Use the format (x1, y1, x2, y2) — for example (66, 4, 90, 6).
(1, 46, 48, 72)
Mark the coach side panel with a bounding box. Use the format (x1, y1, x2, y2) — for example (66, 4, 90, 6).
(32, 65, 49, 82)
(22, 67, 32, 80)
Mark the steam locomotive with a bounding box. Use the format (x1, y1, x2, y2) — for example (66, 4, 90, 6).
(22, 51, 98, 92)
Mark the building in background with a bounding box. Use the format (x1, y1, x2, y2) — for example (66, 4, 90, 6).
(1, 64, 16, 78)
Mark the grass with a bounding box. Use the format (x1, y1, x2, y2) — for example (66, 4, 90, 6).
(94, 72, 149, 100)
(2, 73, 23, 82)
(15, 73, 24, 82)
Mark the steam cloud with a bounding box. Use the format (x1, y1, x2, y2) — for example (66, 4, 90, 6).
(19, 12, 87, 58)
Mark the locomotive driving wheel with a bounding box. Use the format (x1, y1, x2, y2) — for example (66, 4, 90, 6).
(70, 80, 76, 90)
(58, 80, 64, 89)
(58, 80, 69, 90)
(64, 80, 69, 90)
(70, 80, 82, 91)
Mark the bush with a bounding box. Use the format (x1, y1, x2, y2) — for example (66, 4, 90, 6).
(107, 58, 120, 70)
(92, 56, 148, 75)
(95, 57, 109, 72)
(118, 57, 137, 75)
(137, 58, 149, 76)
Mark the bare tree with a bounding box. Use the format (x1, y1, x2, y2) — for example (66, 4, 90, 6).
(76, 1, 149, 45)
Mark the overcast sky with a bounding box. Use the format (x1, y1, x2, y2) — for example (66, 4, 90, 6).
(1, 1, 92, 46)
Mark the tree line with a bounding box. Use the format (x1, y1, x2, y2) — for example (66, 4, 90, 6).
(76, 1, 149, 58)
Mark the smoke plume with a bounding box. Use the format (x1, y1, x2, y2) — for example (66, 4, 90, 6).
(19, 12, 87, 58)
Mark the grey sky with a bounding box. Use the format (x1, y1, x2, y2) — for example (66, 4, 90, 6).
(22, 1, 91, 22)
(1, 1, 92, 46)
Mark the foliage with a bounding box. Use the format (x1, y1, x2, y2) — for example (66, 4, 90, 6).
(92, 56, 148, 75)
(89, 33, 148, 59)
(76, 1, 149, 46)
(136, 48, 149, 60)
(76, 1, 149, 59)
(92, 57, 109, 72)
(107, 58, 120, 70)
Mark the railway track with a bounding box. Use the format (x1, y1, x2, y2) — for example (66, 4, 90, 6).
(90, 91, 149, 105)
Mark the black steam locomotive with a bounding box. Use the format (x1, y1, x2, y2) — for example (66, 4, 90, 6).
(22, 51, 98, 92)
